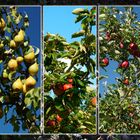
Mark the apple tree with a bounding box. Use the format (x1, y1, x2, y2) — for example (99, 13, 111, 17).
(0, 6, 41, 133)
(99, 7, 140, 133)
(44, 7, 96, 133)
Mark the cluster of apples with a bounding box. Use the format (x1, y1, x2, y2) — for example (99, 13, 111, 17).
(100, 32, 140, 85)
(119, 42, 140, 57)
(118, 42, 140, 85)
(46, 114, 63, 127)
(4, 29, 39, 94)
(101, 58, 130, 85)
(46, 79, 74, 127)
(119, 60, 129, 85)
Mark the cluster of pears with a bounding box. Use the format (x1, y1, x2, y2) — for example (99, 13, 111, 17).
(9, 29, 25, 49)
(8, 50, 39, 94)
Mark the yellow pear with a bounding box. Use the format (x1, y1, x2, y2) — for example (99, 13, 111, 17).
(16, 56, 23, 64)
(25, 76, 36, 87)
(12, 78, 23, 91)
(14, 29, 25, 43)
(24, 51, 35, 63)
(8, 59, 18, 71)
(10, 40, 16, 48)
(28, 63, 39, 76)
(0, 18, 6, 29)
(0, 43, 4, 49)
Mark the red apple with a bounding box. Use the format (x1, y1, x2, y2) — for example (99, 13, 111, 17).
(47, 120, 56, 126)
(53, 82, 73, 96)
(101, 58, 109, 66)
(119, 42, 124, 48)
(106, 32, 111, 41)
(91, 97, 96, 106)
(120, 61, 129, 68)
(53, 84, 64, 96)
(129, 43, 138, 50)
(128, 43, 140, 57)
(123, 79, 129, 85)
(56, 115, 63, 122)
(63, 84, 73, 91)
(67, 79, 73, 83)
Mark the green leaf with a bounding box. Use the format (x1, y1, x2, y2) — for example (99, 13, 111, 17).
(35, 47, 40, 56)
(24, 21, 29, 27)
(46, 107, 51, 115)
(15, 14, 22, 24)
(79, 125, 86, 129)
(4, 106, 9, 114)
(75, 14, 86, 23)
(62, 42, 69, 46)
(99, 75, 108, 80)
(55, 102, 64, 111)
(5, 36, 10, 40)
(0, 96, 4, 103)
(24, 89, 33, 106)
(24, 41, 29, 47)
(84, 121, 93, 126)
(8, 71, 16, 81)
(34, 88, 41, 98)
(7, 15, 12, 23)
(6, 27, 11, 33)
(99, 14, 106, 20)
(33, 99, 38, 109)
(26, 110, 32, 119)
(13, 122, 20, 132)
(60, 73, 70, 80)
(72, 30, 85, 38)
(77, 79, 84, 87)
(24, 97, 32, 107)
(72, 8, 85, 15)
(25, 46, 34, 55)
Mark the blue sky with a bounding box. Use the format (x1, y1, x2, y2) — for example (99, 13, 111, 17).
(0, 6, 41, 134)
(99, 7, 140, 97)
(43, 6, 96, 42)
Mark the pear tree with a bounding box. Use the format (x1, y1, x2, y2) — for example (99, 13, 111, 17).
(0, 6, 41, 133)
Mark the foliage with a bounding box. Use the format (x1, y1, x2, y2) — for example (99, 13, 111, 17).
(99, 7, 140, 133)
(44, 7, 96, 133)
(0, 7, 41, 133)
